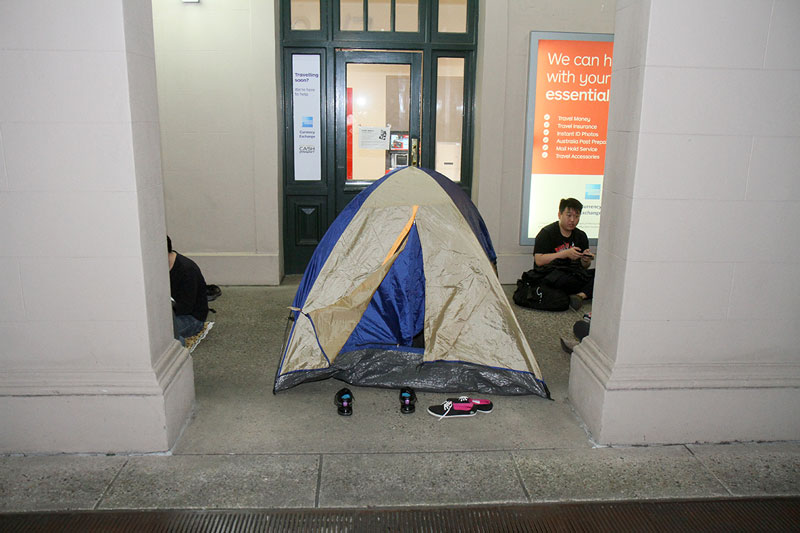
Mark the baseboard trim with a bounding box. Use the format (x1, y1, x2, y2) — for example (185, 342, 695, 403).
(572, 338, 800, 390)
(0, 341, 192, 398)
(153, 340, 190, 391)
(0, 369, 162, 397)
(187, 252, 281, 285)
(0, 341, 195, 453)
(569, 338, 800, 444)
(495, 252, 533, 284)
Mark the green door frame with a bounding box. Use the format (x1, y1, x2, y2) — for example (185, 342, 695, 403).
(280, 0, 478, 274)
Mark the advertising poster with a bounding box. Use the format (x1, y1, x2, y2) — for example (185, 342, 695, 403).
(292, 54, 322, 181)
(521, 33, 613, 243)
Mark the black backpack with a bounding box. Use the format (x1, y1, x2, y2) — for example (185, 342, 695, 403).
(513, 269, 570, 311)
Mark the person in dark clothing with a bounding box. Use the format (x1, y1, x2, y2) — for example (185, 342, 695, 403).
(533, 198, 595, 310)
(168, 236, 208, 345)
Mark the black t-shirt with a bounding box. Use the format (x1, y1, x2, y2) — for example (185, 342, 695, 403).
(170, 252, 209, 322)
(533, 221, 589, 271)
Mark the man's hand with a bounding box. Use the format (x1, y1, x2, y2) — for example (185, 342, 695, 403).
(564, 247, 584, 261)
(579, 249, 594, 267)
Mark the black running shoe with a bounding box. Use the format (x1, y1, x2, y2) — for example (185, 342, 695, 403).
(335, 388, 354, 416)
(399, 387, 416, 414)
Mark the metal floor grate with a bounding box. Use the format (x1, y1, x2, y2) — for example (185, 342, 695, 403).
(2, 498, 798, 532)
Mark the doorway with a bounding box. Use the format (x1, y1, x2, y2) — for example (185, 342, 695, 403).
(281, 0, 478, 274)
(335, 50, 422, 211)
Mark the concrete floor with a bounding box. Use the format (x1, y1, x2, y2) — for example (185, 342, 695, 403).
(2, 282, 798, 512)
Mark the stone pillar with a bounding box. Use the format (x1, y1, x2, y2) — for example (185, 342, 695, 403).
(569, 0, 800, 444)
(0, 1, 194, 453)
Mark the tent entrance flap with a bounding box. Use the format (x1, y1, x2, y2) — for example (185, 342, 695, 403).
(383, 205, 418, 264)
(307, 213, 417, 362)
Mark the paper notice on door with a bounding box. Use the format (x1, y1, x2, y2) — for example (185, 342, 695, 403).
(358, 127, 391, 150)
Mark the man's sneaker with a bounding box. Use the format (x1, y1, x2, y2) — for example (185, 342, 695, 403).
(206, 284, 222, 302)
(427, 400, 477, 419)
(573, 317, 590, 341)
(335, 388, 354, 416)
(446, 396, 493, 413)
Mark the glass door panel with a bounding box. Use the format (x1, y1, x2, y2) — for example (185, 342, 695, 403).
(346, 63, 410, 181)
(435, 57, 464, 182)
(336, 50, 422, 211)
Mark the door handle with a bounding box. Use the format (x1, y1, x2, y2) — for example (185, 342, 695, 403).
(411, 137, 419, 167)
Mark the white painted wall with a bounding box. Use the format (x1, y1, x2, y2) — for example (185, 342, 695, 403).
(152, 0, 283, 285)
(0, 0, 193, 453)
(474, 0, 617, 283)
(569, 0, 800, 444)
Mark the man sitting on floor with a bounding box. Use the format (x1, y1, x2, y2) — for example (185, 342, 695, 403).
(168, 236, 209, 346)
(533, 197, 595, 310)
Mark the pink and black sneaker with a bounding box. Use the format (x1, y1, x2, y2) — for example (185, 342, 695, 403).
(427, 399, 478, 419)
(446, 396, 493, 414)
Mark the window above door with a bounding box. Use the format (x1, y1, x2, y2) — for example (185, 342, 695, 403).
(282, 0, 477, 45)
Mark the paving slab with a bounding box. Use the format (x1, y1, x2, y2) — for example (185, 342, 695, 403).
(687, 442, 800, 496)
(98, 455, 319, 509)
(0, 455, 126, 512)
(513, 445, 730, 502)
(318, 451, 527, 508)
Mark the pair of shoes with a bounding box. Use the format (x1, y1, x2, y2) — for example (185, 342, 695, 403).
(335, 388, 354, 416)
(569, 294, 584, 311)
(335, 387, 418, 416)
(427, 397, 494, 419)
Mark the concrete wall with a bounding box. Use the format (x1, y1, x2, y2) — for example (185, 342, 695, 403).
(0, 0, 193, 453)
(474, 0, 617, 282)
(569, 0, 800, 444)
(152, 0, 283, 285)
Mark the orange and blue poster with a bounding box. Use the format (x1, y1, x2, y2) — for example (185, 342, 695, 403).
(521, 33, 613, 243)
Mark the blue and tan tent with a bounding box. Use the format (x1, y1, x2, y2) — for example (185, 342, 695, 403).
(274, 167, 549, 398)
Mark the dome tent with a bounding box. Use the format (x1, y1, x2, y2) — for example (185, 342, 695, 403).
(274, 167, 549, 398)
